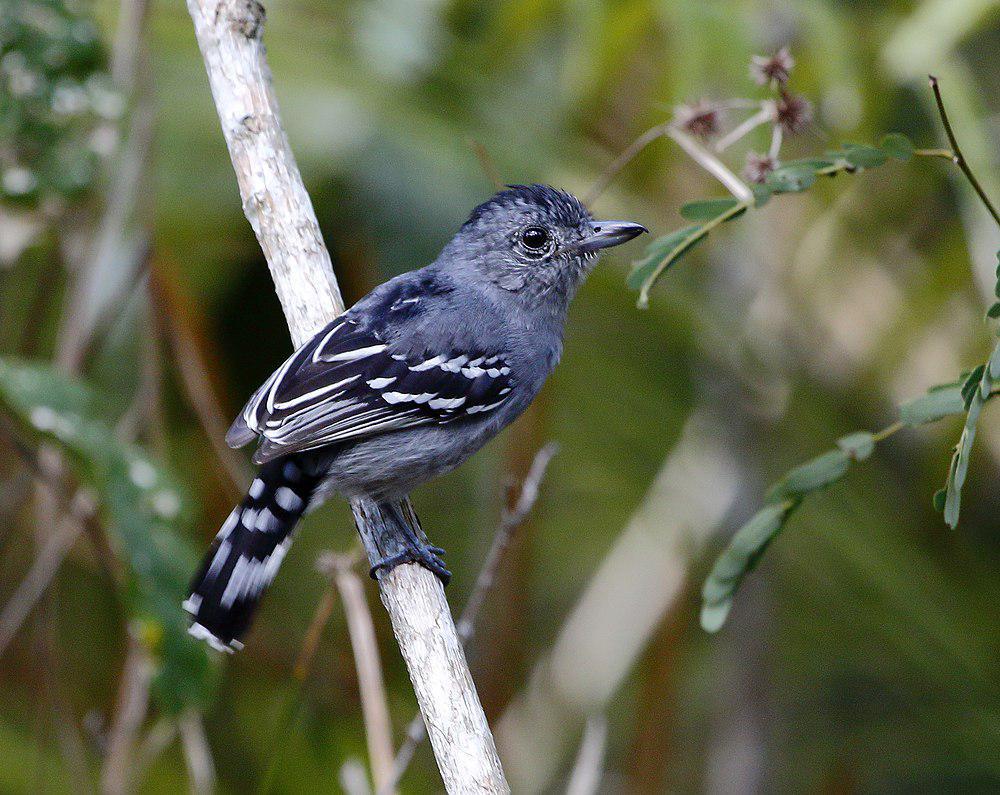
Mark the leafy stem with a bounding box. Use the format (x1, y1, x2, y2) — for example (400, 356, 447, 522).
(701, 382, 969, 632)
(871, 420, 905, 443)
(913, 148, 955, 160)
(636, 198, 751, 309)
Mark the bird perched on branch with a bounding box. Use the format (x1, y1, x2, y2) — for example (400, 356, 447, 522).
(185, 184, 646, 652)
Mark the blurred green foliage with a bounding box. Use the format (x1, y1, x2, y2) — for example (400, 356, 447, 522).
(0, 358, 217, 712)
(0, 0, 999, 792)
(0, 0, 118, 208)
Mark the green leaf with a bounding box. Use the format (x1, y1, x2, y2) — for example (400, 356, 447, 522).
(766, 164, 817, 193)
(880, 133, 914, 161)
(765, 449, 851, 503)
(943, 393, 983, 528)
(932, 488, 947, 512)
(842, 143, 889, 169)
(0, 358, 217, 712)
(898, 385, 965, 425)
(627, 224, 703, 292)
(961, 364, 986, 409)
(988, 338, 1000, 380)
(843, 146, 888, 169)
(752, 183, 772, 208)
(780, 157, 836, 170)
(700, 500, 797, 633)
(836, 431, 876, 461)
(988, 302, 1000, 319)
(680, 198, 740, 221)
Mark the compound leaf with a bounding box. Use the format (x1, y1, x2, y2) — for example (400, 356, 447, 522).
(701, 500, 797, 632)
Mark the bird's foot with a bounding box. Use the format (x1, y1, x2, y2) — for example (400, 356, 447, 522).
(370, 544, 451, 586)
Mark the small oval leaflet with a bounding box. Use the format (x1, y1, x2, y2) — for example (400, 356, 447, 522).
(836, 431, 875, 461)
(880, 133, 914, 161)
(628, 223, 707, 298)
(842, 143, 889, 169)
(898, 385, 964, 426)
(943, 391, 985, 529)
(700, 500, 797, 633)
(765, 448, 851, 503)
(765, 163, 817, 193)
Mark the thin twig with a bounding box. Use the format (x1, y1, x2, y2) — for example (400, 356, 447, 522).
(469, 139, 503, 190)
(339, 758, 374, 795)
(133, 718, 178, 783)
(565, 714, 609, 795)
(665, 128, 754, 203)
(586, 122, 672, 205)
(0, 510, 86, 658)
(0, 416, 124, 659)
(768, 124, 783, 161)
(381, 443, 558, 794)
(101, 625, 155, 795)
(714, 105, 773, 153)
(149, 263, 249, 497)
(0, 440, 100, 658)
(318, 552, 395, 794)
(456, 442, 559, 641)
(258, 561, 343, 795)
(928, 75, 1000, 227)
(178, 709, 216, 795)
(293, 582, 340, 682)
(587, 119, 756, 206)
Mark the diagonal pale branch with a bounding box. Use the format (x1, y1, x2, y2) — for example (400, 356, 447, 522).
(381, 442, 558, 793)
(184, 1, 508, 791)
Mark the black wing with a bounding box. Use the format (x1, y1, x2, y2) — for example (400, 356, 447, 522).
(228, 315, 515, 464)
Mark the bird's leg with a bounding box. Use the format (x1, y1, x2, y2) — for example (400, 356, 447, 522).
(369, 500, 451, 586)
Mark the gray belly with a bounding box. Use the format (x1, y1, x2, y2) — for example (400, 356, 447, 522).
(311, 409, 513, 503)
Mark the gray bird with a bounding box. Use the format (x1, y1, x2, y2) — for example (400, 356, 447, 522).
(185, 184, 646, 652)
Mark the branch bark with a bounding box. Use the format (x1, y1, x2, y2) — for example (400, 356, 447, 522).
(184, 2, 507, 791)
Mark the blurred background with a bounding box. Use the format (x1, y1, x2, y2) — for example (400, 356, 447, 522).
(1, 0, 999, 792)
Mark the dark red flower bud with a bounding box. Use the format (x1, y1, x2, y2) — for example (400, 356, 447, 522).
(750, 47, 795, 87)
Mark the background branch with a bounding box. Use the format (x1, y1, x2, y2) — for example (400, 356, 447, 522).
(318, 552, 395, 793)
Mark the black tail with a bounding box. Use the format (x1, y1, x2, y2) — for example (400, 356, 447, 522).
(184, 456, 320, 652)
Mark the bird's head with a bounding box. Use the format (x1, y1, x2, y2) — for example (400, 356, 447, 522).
(443, 184, 646, 302)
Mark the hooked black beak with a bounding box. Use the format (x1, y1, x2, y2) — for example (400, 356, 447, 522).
(579, 220, 648, 253)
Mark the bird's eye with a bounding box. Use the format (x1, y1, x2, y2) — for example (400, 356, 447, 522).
(521, 226, 550, 251)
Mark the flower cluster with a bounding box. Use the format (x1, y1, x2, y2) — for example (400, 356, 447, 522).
(670, 46, 814, 185)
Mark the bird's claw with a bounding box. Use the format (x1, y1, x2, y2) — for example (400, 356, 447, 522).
(370, 545, 451, 586)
